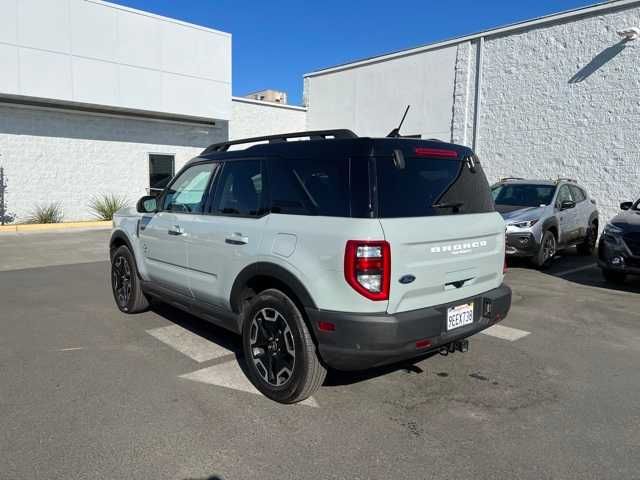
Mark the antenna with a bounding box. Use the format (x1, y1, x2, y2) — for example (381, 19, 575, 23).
(387, 105, 410, 138)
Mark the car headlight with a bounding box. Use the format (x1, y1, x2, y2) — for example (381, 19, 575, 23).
(604, 223, 624, 236)
(509, 219, 538, 229)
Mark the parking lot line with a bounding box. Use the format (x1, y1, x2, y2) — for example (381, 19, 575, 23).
(147, 325, 233, 363)
(553, 264, 598, 277)
(180, 362, 320, 407)
(481, 324, 531, 341)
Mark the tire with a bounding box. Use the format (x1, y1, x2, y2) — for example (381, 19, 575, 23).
(111, 245, 150, 314)
(532, 230, 557, 268)
(602, 269, 626, 285)
(577, 222, 598, 255)
(242, 288, 326, 404)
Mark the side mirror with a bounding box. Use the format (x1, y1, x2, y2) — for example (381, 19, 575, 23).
(620, 201, 633, 211)
(136, 195, 158, 214)
(560, 200, 576, 211)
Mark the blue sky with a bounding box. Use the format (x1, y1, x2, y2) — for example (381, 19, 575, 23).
(112, 0, 597, 105)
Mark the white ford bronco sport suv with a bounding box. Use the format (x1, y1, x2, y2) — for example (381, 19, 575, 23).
(110, 129, 511, 404)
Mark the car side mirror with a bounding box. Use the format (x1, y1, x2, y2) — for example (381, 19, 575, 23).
(136, 195, 158, 214)
(620, 201, 633, 211)
(560, 200, 576, 211)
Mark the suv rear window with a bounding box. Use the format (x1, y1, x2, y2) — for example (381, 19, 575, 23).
(376, 156, 494, 218)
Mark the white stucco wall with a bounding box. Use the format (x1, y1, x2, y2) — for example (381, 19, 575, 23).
(475, 4, 640, 222)
(304, 45, 458, 139)
(229, 97, 307, 140)
(0, 104, 226, 222)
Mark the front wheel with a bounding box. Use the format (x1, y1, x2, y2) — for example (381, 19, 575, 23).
(242, 289, 326, 404)
(111, 245, 150, 313)
(532, 230, 556, 268)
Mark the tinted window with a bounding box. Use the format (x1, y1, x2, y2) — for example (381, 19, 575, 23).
(570, 185, 586, 202)
(268, 157, 352, 217)
(376, 156, 494, 218)
(162, 163, 215, 214)
(212, 160, 263, 216)
(492, 184, 556, 207)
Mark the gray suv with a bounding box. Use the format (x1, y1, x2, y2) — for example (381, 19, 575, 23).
(492, 179, 599, 267)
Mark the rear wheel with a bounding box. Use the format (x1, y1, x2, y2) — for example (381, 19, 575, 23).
(532, 230, 556, 268)
(577, 222, 598, 255)
(111, 245, 150, 313)
(242, 289, 326, 404)
(602, 269, 626, 285)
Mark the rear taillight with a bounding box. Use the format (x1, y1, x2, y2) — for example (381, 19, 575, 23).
(344, 240, 390, 301)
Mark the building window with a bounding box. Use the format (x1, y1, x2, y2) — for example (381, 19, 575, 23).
(149, 154, 175, 195)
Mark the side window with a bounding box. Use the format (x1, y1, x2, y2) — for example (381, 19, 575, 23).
(556, 185, 573, 208)
(268, 157, 350, 217)
(162, 163, 216, 214)
(570, 185, 586, 203)
(211, 160, 264, 216)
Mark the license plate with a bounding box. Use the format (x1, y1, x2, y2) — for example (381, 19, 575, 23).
(446, 303, 474, 331)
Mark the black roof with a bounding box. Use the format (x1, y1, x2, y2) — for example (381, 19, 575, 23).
(194, 129, 473, 164)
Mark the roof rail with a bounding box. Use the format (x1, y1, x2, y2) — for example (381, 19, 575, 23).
(556, 177, 577, 184)
(201, 129, 358, 155)
(499, 177, 525, 182)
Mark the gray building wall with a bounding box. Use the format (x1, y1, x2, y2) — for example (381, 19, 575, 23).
(305, 0, 640, 222)
(0, 104, 225, 222)
(230, 97, 307, 140)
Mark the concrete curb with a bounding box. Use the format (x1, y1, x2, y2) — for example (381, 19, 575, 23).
(0, 221, 112, 233)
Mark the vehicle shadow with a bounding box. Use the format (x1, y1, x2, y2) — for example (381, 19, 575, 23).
(148, 301, 438, 388)
(507, 247, 640, 294)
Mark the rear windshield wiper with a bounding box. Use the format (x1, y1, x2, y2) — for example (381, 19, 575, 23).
(432, 201, 464, 210)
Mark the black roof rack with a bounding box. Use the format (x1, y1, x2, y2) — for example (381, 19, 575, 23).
(201, 129, 358, 155)
(556, 177, 577, 184)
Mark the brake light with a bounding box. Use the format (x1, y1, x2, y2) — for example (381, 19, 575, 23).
(344, 240, 390, 301)
(414, 147, 458, 158)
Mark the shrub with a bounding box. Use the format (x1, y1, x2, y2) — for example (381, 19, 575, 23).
(26, 202, 64, 224)
(88, 193, 129, 221)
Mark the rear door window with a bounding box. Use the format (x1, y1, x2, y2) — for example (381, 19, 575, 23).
(376, 156, 494, 218)
(570, 185, 586, 203)
(211, 160, 264, 216)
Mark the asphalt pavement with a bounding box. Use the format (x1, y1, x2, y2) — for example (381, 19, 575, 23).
(1, 230, 638, 479)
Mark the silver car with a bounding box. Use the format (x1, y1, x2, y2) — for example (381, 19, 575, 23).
(492, 178, 599, 267)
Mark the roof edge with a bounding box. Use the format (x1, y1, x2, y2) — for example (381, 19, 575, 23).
(304, 0, 640, 78)
(232, 96, 307, 112)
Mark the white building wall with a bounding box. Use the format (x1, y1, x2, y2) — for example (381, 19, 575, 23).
(0, 104, 226, 222)
(230, 97, 306, 140)
(476, 4, 640, 221)
(305, 46, 457, 139)
(0, 0, 231, 120)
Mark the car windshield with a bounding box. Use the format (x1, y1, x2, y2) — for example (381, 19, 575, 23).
(492, 183, 556, 207)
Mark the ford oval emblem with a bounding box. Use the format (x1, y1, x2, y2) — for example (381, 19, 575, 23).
(399, 275, 416, 284)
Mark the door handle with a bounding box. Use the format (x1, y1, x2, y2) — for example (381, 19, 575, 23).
(168, 225, 185, 236)
(225, 233, 249, 245)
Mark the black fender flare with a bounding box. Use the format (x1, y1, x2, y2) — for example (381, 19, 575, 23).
(230, 262, 317, 314)
(109, 230, 135, 260)
(541, 217, 559, 236)
(588, 211, 599, 226)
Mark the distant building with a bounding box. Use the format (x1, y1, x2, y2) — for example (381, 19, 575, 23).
(244, 90, 288, 104)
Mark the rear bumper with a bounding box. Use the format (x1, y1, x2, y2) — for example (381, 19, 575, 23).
(306, 284, 512, 371)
